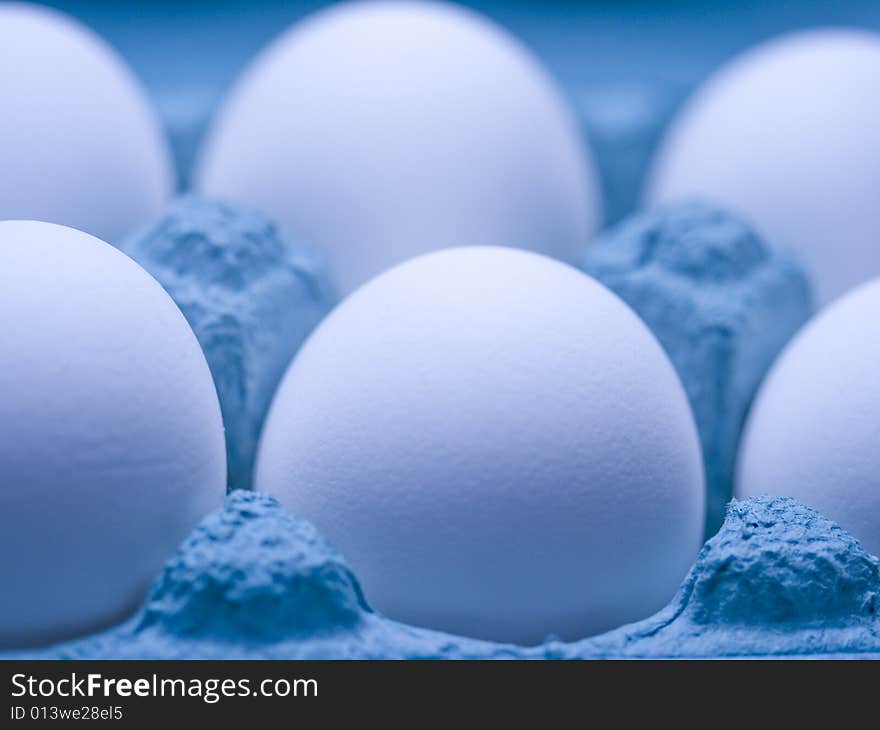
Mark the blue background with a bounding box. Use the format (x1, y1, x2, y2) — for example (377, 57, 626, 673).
(35, 1, 880, 221)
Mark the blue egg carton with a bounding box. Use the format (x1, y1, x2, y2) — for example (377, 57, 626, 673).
(4, 492, 878, 659)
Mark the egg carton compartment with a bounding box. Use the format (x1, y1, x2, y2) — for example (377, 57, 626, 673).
(3, 492, 878, 659)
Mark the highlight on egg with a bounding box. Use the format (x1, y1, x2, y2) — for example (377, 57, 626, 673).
(196, 0, 600, 294)
(736, 277, 880, 558)
(645, 28, 880, 307)
(255, 246, 706, 645)
(0, 220, 226, 649)
(0, 3, 173, 244)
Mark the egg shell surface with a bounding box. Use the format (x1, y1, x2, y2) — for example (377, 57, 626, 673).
(0, 221, 225, 648)
(645, 28, 880, 306)
(737, 277, 880, 558)
(196, 0, 600, 294)
(0, 3, 173, 244)
(255, 246, 705, 645)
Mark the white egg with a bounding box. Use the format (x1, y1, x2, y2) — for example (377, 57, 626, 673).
(255, 247, 705, 644)
(0, 221, 225, 648)
(645, 29, 880, 306)
(0, 4, 173, 244)
(737, 277, 880, 558)
(196, 1, 599, 294)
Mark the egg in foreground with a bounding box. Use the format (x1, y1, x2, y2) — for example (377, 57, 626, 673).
(737, 278, 880, 558)
(0, 221, 225, 648)
(196, 0, 599, 294)
(255, 247, 705, 644)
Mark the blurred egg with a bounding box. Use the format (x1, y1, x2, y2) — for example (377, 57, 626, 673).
(645, 29, 880, 306)
(0, 221, 225, 648)
(0, 4, 173, 243)
(196, 1, 599, 294)
(737, 277, 880, 558)
(255, 247, 705, 644)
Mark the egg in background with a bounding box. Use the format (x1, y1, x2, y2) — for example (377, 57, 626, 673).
(0, 221, 225, 648)
(255, 247, 705, 644)
(645, 28, 880, 306)
(0, 3, 173, 243)
(737, 277, 880, 558)
(196, 1, 600, 294)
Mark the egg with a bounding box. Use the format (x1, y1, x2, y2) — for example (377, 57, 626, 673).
(0, 221, 225, 648)
(196, 1, 599, 294)
(645, 29, 880, 306)
(736, 278, 880, 558)
(0, 4, 173, 244)
(254, 247, 705, 644)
